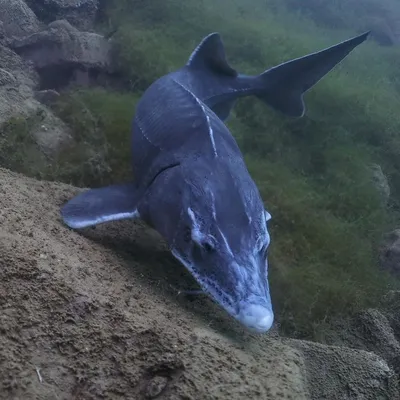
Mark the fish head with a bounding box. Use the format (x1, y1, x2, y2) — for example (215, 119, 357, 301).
(168, 167, 274, 334)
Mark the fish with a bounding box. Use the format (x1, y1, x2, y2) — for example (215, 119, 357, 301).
(60, 31, 370, 333)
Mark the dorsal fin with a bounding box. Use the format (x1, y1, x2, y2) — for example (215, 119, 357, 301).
(186, 32, 238, 77)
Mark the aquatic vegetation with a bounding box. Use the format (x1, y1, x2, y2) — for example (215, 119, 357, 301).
(49, 89, 141, 187)
(0, 113, 50, 178)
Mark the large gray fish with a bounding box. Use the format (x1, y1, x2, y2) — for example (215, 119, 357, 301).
(61, 31, 369, 333)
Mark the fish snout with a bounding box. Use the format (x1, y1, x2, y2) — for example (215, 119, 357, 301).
(237, 300, 274, 333)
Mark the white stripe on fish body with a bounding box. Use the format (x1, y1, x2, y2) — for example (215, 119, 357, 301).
(207, 116, 218, 157)
(172, 79, 218, 158)
(218, 227, 234, 257)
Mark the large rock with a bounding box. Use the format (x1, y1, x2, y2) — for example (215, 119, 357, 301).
(9, 19, 112, 90)
(0, 44, 39, 122)
(10, 19, 111, 70)
(0, 0, 41, 39)
(0, 167, 398, 399)
(0, 44, 71, 155)
(25, 0, 99, 30)
(325, 308, 400, 378)
(288, 338, 398, 399)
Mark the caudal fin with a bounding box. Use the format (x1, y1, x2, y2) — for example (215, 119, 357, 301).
(61, 183, 141, 229)
(257, 31, 370, 117)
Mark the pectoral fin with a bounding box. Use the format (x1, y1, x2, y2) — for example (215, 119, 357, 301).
(61, 183, 141, 229)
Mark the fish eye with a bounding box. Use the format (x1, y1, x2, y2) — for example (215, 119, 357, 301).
(193, 239, 215, 254)
(203, 241, 215, 253)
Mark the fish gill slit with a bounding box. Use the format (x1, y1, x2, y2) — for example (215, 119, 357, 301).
(218, 227, 234, 257)
(172, 79, 218, 158)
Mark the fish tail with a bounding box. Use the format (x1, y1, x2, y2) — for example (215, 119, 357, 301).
(254, 31, 370, 117)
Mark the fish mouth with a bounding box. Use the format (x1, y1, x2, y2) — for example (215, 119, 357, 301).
(235, 301, 274, 333)
(204, 289, 274, 333)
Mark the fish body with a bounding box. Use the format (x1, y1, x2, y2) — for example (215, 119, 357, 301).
(61, 31, 370, 333)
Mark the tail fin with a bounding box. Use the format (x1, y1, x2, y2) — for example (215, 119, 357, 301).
(256, 31, 370, 117)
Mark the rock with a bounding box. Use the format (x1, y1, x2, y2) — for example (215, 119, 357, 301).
(10, 19, 113, 90)
(34, 89, 60, 106)
(11, 19, 111, 69)
(327, 309, 400, 376)
(0, 44, 71, 155)
(382, 291, 400, 348)
(0, 44, 38, 123)
(0, 68, 17, 86)
(25, 0, 99, 30)
(354, 309, 400, 375)
(288, 338, 398, 399)
(0, 0, 41, 39)
(369, 163, 390, 205)
(145, 376, 168, 398)
(379, 229, 400, 277)
(0, 166, 398, 399)
(31, 107, 73, 156)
